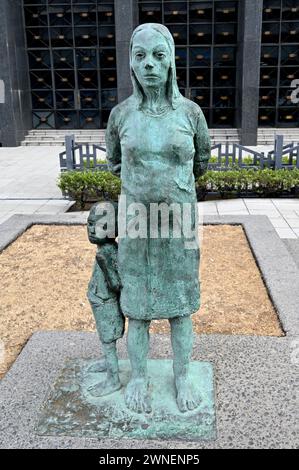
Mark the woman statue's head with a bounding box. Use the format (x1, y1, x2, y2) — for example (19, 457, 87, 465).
(129, 23, 183, 110)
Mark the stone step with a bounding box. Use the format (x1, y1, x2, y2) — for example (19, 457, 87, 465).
(21, 141, 106, 146)
(28, 127, 105, 130)
(257, 137, 299, 140)
(22, 139, 298, 146)
(27, 133, 105, 137)
(21, 142, 65, 146)
(22, 128, 299, 146)
(210, 133, 239, 136)
(25, 135, 106, 141)
(24, 135, 106, 140)
(258, 133, 299, 138)
(22, 140, 240, 146)
(27, 129, 238, 134)
(23, 128, 241, 146)
(258, 129, 299, 133)
(26, 133, 96, 136)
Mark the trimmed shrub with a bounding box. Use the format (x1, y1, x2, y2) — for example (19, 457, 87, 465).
(58, 170, 121, 208)
(58, 168, 299, 208)
(197, 168, 299, 199)
(209, 155, 298, 166)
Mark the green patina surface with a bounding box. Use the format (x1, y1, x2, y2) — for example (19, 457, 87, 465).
(62, 22, 214, 420)
(104, 22, 211, 415)
(106, 24, 211, 322)
(36, 359, 216, 441)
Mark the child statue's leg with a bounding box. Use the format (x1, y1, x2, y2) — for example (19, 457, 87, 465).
(86, 301, 107, 374)
(88, 340, 121, 397)
(88, 298, 124, 397)
(169, 316, 201, 412)
(87, 358, 107, 373)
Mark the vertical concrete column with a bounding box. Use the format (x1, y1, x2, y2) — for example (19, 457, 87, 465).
(114, 0, 139, 103)
(0, 0, 31, 146)
(236, 0, 263, 146)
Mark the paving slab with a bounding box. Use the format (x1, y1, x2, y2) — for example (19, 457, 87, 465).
(35, 200, 74, 214)
(272, 200, 299, 206)
(277, 211, 299, 218)
(216, 200, 247, 206)
(284, 219, 299, 229)
(0, 146, 62, 199)
(0, 200, 24, 209)
(245, 200, 274, 205)
(0, 331, 297, 449)
(268, 218, 290, 228)
(198, 207, 218, 215)
(274, 228, 297, 239)
(0, 214, 12, 225)
(247, 209, 282, 217)
(216, 210, 249, 215)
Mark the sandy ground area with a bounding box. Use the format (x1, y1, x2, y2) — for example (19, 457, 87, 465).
(0, 224, 283, 378)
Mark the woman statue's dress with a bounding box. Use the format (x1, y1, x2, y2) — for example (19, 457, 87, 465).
(105, 94, 210, 321)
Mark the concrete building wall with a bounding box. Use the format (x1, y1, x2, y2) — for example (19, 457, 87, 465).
(115, 0, 138, 103)
(0, 0, 31, 147)
(236, 0, 263, 145)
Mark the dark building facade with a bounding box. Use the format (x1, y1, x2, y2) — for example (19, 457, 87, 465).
(0, 0, 298, 146)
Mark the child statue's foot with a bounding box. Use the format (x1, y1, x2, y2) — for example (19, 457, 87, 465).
(175, 375, 201, 413)
(88, 377, 121, 397)
(87, 358, 107, 373)
(125, 378, 152, 414)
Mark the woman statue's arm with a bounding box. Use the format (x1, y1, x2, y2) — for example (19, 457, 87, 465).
(193, 108, 211, 179)
(105, 106, 121, 177)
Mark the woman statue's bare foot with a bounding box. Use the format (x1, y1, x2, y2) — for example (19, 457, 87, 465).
(175, 375, 201, 413)
(87, 358, 107, 374)
(88, 377, 121, 397)
(124, 378, 152, 414)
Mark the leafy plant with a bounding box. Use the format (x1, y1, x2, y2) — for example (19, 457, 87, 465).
(82, 158, 107, 170)
(197, 168, 299, 200)
(58, 168, 299, 208)
(58, 170, 121, 208)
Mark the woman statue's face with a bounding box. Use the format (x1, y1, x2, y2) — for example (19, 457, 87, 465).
(131, 29, 172, 89)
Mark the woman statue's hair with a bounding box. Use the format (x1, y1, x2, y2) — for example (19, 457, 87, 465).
(129, 23, 183, 110)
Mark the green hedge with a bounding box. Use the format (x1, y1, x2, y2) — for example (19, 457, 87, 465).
(209, 155, 298, 166)
(197, 168, 299, 199)
(58, 168, 299, 208)
(82, 158, 107, 169)
(58, 170, 121, 208)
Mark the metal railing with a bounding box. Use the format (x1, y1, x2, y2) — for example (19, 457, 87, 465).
(59, 134, 299, 172)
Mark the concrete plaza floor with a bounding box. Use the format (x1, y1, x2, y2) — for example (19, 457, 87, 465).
(1, 146, 299, 239)
(199, 198, 299, 239)
(0, 146, 72, 224)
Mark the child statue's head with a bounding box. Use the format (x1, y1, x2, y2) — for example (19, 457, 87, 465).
(87, 201, 118, 245)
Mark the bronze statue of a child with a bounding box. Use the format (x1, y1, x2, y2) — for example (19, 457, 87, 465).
(86, 201, 125, 397)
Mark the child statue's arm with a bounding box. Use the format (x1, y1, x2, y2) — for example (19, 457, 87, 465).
(96, 242, 122, 293)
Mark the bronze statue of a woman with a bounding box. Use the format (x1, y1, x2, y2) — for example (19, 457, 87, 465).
(105, 23, 211, 414)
